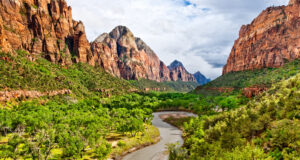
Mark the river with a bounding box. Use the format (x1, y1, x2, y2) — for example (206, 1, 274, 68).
(122, 111, 196, 160)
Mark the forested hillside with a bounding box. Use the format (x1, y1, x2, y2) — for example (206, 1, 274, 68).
(0, 0, 299, 159)
(194, 60, 300, 95)
(0, 50, 135, 99)
(173, 73, 300, 159)
(129, 79, 199, 92)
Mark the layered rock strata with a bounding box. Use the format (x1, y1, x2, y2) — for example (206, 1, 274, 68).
(223, 0, 300, 74)
(0, 0, 92, 65)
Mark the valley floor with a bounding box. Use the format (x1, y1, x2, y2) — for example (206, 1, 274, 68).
(123, 112, 196, 160)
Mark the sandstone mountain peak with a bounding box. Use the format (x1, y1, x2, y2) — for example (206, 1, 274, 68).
(91, 26, 197, 83)
(91, 25, 171, 82)
(168, 60, 184, 70)
(109, 25, 134, 40)
(223, 1, 300, 74)
(168, 60, 196, 82)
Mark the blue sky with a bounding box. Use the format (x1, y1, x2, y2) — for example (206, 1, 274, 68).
(67, 0, 289, 79)
(183, 0, 192, 6)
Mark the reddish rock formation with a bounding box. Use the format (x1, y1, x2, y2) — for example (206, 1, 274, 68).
(0, 0, 198, 83)
(0, 89, 72, 101)
(242, 86, 268, 98)
(91, 26, 173, 82)
(223, 0, 300, 74)
(0, 0, 92, 65)
(168, 60, 196, 82)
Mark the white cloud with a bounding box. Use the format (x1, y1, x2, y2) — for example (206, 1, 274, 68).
(66, 0, 289, 79)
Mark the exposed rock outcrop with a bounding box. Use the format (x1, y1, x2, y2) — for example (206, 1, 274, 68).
(0, 0, 92, 65)
(242, 86, 268, 98)
(91, 26, 171, 82)
(193, 71, 210, 85)
(0, 0, 199, 83)
(0, 89, 72, 101)
(168, 60, 196, 82)
(223, 0, 300, 74)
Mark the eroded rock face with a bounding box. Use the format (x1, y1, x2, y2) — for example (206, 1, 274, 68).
(223, 0, 300, 74)
(242, 86, 268, 98)
(0, 89, 72, 102)
(168, 60, 196, 82)
(0, 0, 199, 83)
(0, 0, 92, 65)
(91, 26, 172, 82)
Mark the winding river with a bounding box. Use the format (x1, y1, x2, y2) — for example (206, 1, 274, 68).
(122, 111, 196, 160)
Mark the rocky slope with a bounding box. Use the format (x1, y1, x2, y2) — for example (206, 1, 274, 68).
(168, 60, 196, 82)
(0, 89, 72, 101)
(91, 28, 199, 83)
(91, 26, 171, 82)
(0, 0, 199, 83)
(223, 0, 300, 74)
(193, 71, 210, 85)
(0, 0, 92, 66)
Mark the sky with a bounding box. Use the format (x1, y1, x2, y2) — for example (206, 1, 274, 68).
(66, 0, 289, 79)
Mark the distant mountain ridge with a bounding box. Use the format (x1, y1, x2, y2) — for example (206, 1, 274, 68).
(193, 71, 211, 85)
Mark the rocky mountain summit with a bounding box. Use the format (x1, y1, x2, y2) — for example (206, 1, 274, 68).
(91, 26, 171, 82)
(0, 0, 92, 65)
(91, 27, 199, 83)
(193, 71, 210, 85)
(168, 60, 196, 82)
(223, 0, 300, 74)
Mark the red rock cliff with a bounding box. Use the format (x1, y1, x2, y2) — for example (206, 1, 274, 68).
(91, 27, 198, 82)
(0, 0, 198, 83)
(0, 0, 92, 65)
(91, 26, 172, 82)
(168, 60, 196, 82)
(223, 0, 300, 74)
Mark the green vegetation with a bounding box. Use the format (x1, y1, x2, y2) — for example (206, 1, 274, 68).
(129, 79, 199, 92)
(0, 98, 154, 159)
(3, 25, 16, 33)
(111, 125, 159, 158)
(102, 92, 247, 115)
(0, 50, 133, 97)
(0, 49, 299, 160)
(194, 60, 300, 94)
(31, 4, 38, 9)
(174, 73, 300, 159)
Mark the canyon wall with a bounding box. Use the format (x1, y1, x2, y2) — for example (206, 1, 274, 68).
(223, 0, 300, 74)
(0, 0, 202, 83)
(0, 0, 92, 65)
